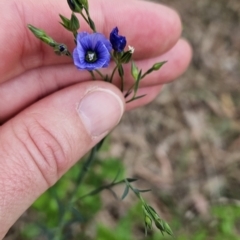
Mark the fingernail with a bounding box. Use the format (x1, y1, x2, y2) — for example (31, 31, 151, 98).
(78, 88, 124, 137)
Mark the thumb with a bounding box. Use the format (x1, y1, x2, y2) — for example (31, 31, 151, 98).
(0, 81, 124, 238)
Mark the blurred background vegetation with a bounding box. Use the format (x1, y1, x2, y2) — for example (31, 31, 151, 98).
(5, 0, 240, 239)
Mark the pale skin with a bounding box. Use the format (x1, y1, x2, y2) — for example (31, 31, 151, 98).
(0, 0, 192, 238)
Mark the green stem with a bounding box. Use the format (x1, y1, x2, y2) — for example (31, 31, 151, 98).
(54, 139, 105, 238)
(84, 8, 96, 32)
(71, 138, 105, 202)
(140, 72, 148, 80)
(95, 69, 105, 81)
(77, 179, 126, 200)
(120, 74, 124, 92)
(109, 65, 118, 83)
(80, 11, 90, 25)
(88, 70, 96, 80)
(126, 98, 135, 104)
(125, 179, 143, 201)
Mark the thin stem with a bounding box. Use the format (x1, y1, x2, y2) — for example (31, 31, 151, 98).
(109, 65, 118, 83)
(73, 31, 77, 42)
(77, 179, 126, 200)
(84, 8, 96, 32)
(54, 139, 105, 238)
(95, 69, 105, 81)
(88, 70, 96, 80)
(126, 98, 135, 104)
(140, 72, 148, 80)
(125, 179, 145, 203)
(80, 11, 89, 25)
(71, 138, 105, 202)
(120, 74, 124, 92)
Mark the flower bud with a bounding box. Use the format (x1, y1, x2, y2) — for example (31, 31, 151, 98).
(67, 0, 83, 12)
(131, 61, 139, 81)
(152, 61, 167, 71)
(120, 50, 132, 63)
(110, 27, 126, 52)
(145, 215, 152, 230)
(28, 24, 56, 47)
(154, 218, 165, 232)
(163, 221, 173, 236)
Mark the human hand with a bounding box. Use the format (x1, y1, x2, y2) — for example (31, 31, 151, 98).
(0, 0, 191, 237)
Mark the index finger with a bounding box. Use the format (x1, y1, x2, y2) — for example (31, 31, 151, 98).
(0, 0, 181, 83)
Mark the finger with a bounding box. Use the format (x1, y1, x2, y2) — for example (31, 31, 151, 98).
(0, 39, 191, 122)
(0, 81, 124, 238)
(0, 0, 181, 82)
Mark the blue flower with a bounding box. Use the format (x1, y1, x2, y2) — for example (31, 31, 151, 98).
(110, 27, 126, 52)
(73, 32, 112, 71)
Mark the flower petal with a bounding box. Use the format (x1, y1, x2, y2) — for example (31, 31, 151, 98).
(73, 32, 112, 70)
(110, 27, 126, 52)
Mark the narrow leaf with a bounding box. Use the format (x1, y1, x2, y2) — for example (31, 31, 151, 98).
(134, 69, 142, 94)
(126, 178, 138, 182)
(132, 94, 146, 101)
(137, 69, 142, 81)
(121, 185, 129, 200)
(137, 189, 152, 193)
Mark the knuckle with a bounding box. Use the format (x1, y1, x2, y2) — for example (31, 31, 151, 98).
(18, 117, 70, 187)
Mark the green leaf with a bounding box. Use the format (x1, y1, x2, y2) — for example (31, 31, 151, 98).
(137, 69, 142, 81)
(121, 185, 129, 200)
(133, 69, 142, 94)
(136, 189, 152, 193)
